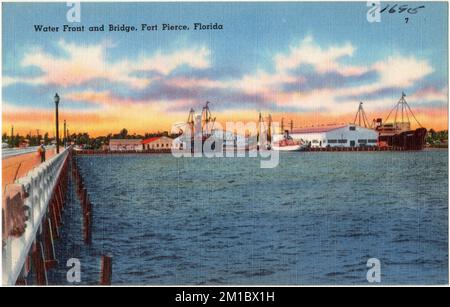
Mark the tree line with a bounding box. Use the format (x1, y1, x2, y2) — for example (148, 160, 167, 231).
(426, 129, 448, 145)
(2, 128, 180, 150)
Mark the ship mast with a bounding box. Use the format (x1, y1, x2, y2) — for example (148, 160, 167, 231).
(187, 108, 195, 135)
(385, 92, 422, 128)
(257, 112, 262, 146)
(267, 114, 272, 143)
(201, 101, 216, 137)
(353, 102, 371, 128)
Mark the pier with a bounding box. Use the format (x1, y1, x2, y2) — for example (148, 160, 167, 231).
(2, 146, 71, 285)
(302, 146, 404, 152)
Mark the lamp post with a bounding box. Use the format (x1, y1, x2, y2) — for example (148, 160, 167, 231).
(54, 93, 60, 153)
(64, 120, 67, 148)
(10, 125, 14, 148)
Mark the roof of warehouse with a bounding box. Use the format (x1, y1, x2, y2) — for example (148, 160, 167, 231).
(142, 137, 161, 144)
(291, 124, 348, 134)
(142, 136, 173, 144)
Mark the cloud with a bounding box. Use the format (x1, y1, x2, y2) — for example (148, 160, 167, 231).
(3, 35, 446, 134)
(411, 86, 447, 102)
(137, 46, 210, 75)
(8, 40, 211, 89)
(209, 36, 376, 112)
(3, 76, 22, 87)
(65, 90, 140, 106)
(169, 77, 226, 90)
(282, 70, 378, 93)
(228, 37, 440, 115)
(274, 36, 364, 76)
(373, 55, 434, 88)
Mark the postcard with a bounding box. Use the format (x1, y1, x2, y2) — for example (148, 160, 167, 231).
(1, 1, 448, 291)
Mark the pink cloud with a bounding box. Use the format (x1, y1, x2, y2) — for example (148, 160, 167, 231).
(411, 86, 448, 102)
(13, 40, 211, 89)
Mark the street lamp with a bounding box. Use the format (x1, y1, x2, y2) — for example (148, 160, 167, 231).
(54, 93, 60, 153)
(64, 120, 67, 148)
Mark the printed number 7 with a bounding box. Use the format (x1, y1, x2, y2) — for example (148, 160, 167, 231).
(405, 17, 409, 23)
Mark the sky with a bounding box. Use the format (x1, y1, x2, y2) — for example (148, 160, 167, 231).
(2, 2, 448, 137)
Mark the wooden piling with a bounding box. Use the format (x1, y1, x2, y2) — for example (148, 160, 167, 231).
(31, 241, 47, 285)
(53, 195, 62, 227)
(82, 188, 87, 210)
(83, 197, 92, 245)
(49, 202, 60, 240)
(57, 183, 65, 211)
(42, 218, 57, 270)
(100, 255, 112, 285)
(83, 212, 91, 245)
(71, 158, 93, 246)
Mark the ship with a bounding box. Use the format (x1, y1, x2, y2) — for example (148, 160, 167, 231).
(260, 115, 308, 152)
(374, 93, 427, 150)
(271, 130, 305, 151)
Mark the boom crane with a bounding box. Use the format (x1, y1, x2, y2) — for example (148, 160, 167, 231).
(353, 102, 371, 128)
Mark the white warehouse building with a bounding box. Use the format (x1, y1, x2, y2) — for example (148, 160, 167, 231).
(288, 124, 379, 148)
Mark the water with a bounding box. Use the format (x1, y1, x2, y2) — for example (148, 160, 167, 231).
(48, 150, 448, 285)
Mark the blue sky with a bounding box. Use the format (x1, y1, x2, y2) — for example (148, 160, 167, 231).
(2, 2, 448, 134)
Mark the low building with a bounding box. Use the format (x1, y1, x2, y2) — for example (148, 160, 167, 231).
(109, 139, 143, 151)
(142, 136, 175, 151)
(286, 124, 379, 148)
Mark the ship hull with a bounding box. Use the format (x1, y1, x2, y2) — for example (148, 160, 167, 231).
(272, 144, 303, 152)
(378, 128, 427, 150)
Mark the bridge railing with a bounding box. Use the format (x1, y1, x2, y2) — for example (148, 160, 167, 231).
(2, 145, 56, 159)
(2, 146, 72, 285)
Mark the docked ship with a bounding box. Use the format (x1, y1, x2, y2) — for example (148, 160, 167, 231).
(271, 131, 305, 151)
(259, 114, 307, 152)
(374, 93, 427, 150)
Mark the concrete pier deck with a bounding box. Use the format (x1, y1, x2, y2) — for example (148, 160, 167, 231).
(2, 148, 56, 191)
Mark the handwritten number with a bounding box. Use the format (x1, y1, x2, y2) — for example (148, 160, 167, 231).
(389, 4, 397, 13)
(408, 6, 425, 14)
(398, 5, 408, 13)
(380, 4, 425, 15)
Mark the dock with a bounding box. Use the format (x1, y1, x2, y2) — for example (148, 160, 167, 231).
(301, 146, 407, 152)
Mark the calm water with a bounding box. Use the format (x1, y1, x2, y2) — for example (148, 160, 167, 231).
(48, 150, 448, 285)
